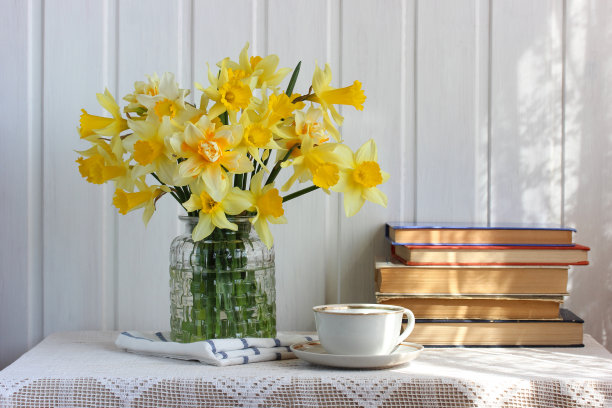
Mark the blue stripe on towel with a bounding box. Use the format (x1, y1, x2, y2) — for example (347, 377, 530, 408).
(274, 338, 281, 347)
(252, 347, 260, 355)
(155, 332, 167, 342)
(276, 353, 282, 360)
(121, 332, 153, 342)
(305, 336, 313, 341)
(243, 356, 248, 364)
(240, 338, 249, 349)
(219, 351, 228, 359)
(285, 346, 291, 352)
(206, 340, 216, 354)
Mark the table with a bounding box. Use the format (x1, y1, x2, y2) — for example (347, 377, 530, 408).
(1, 332, 611, 407)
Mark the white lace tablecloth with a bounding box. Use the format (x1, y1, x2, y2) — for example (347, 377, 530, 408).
(1, 331, 611, 407)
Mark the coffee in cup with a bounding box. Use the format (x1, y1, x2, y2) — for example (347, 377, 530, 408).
(313, 303, 415, 355)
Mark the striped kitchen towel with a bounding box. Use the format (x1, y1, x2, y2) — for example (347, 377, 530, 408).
(115, 331, 316, 366)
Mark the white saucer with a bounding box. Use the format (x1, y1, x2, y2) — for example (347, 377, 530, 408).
(290, 341, 423, 369)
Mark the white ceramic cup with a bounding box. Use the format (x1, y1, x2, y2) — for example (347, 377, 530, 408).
(313, 304, 416, 356)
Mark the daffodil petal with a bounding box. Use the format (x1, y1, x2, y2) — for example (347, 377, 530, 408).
(183, 194, 202, 212)
(355, 139, 378, 163)
(193, 213, 214, 241)
(253, 218, 274, 249)
(362, 187, 388, 207)
(343, 188, 365, 217)
(184, 122, 203, 147)
(179, 156, 204, 178)
(211, 210, 237, 230)
(207, 102, 226, 119)
(202, 165, 227, 202)
(250, 171, 265, 195)
(223, 188, 254, 214)
(267, 215, 287, 225)
(159, 72, 178, 100)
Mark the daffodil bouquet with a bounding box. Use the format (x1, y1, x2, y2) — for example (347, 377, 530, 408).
(76, 44, 388, 249)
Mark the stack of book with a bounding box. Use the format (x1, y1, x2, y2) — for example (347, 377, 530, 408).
(379, 223, 590, 347)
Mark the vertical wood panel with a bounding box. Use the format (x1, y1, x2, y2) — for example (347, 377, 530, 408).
(490, 0, 563, 224)
(564, 0, 612, 350)
(416, 0, 489, 223)
(43, 0, 108, 334)
(267, 0, 339, 330)
(0, 0, 31, 369)
(100, 0, 118, 332)
(115, 0, 184, 331)
(338, 0, 412, 303)
(192, 1, 256, 88)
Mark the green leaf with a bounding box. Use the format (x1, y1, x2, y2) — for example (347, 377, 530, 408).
(285, 61, 302, 97)
(219, 111, 229, 125)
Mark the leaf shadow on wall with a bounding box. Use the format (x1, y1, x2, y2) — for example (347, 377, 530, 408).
(562, 2, 612, 351)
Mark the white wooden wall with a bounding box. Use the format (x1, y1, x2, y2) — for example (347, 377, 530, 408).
(2, 0, 612, 368)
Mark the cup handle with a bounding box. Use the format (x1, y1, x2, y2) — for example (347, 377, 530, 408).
(397, 308, 415, 345)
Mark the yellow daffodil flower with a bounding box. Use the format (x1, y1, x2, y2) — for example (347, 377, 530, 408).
(305, 63, 366, 140)
(226, 43, 291, 89)
(123, 115, 191, 186)
(135, 72, 189, 121)
(174, 116, 253, 201)
(331, 139, 389, 217)
(76, 154, 126, 185)
(79, 89, 128, 138)
(183, 179, 252, 241)
(197, 62, 254, 119)
(123, 73, 161, 115)
(234, 98, 286, 169)
(275, 107, 332, 181)
(281, 142, 341, 192)
(312, 63, 366, 110)
(246, 171, 287, 248)
(294, 106, 329, 145)
(266, 93, 304, 125)
(75, 140, 132, 190)
(113, 180, 170, 225)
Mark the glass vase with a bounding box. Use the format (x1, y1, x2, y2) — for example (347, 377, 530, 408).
(169, 215, 276, 342)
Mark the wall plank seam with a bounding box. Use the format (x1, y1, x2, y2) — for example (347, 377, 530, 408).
(336, 0, 344, 302)
(27, 0, 44, 348)
(399, 0, 407, 222)
(412, 0, 418, 222)
(560, 0, 567, 227)
(486, 0, 493, 226)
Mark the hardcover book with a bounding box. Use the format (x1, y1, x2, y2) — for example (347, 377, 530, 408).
(375, 257, 569, 295)
(391, 244, 590, 266)
(376, 294, 563, 320)
(386, 222, 575, 246)
(403, 309, 584, 347)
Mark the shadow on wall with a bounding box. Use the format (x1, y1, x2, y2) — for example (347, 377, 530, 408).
(563, 1, 612, 351)
(491, 3, 612, 350)
(492, 4, 562, 225)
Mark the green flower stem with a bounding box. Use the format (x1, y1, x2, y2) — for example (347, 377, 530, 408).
(181, 185, 191, 201)
(282, 185, 320, 203)
(219, 111, 229, 126)
(151, 172, 184, 205)
(234, 173, 244, 188)
(265, 145, 297, 186)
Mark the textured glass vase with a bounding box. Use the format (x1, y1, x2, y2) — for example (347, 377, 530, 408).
(169, 215, 276, 342)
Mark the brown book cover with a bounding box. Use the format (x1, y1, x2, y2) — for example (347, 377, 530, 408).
(404, 309, 583, 347)
(392, 244, 589, 266)
(375, 258, 569, 295)
(386, 223, 574, 246)
(377, 294, 563, 320)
